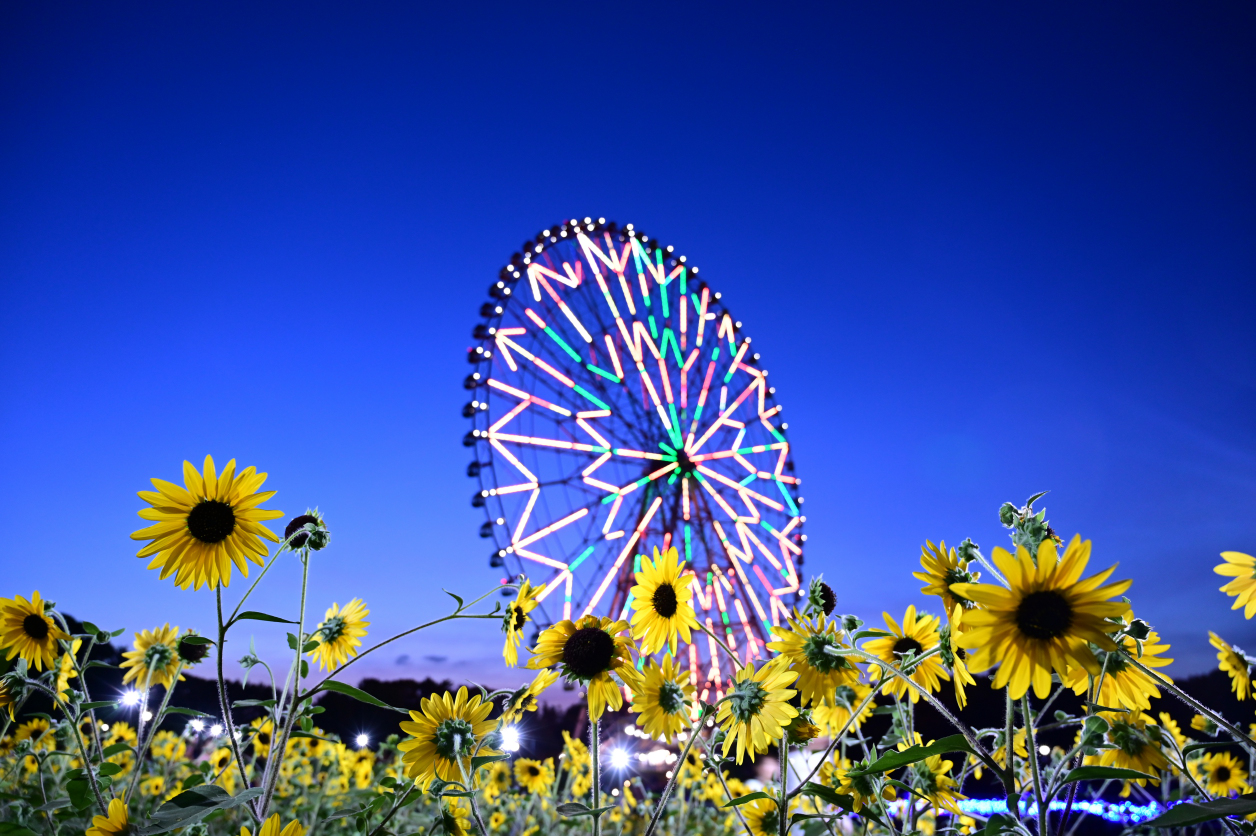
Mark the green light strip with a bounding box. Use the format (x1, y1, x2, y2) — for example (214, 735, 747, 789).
(648, 315, 658, 340)
(544, 327, 582, 363)
(569, 545, 597, 572)
(775, 479, 799, 516)
(661, 327, 683, 367)
(679, 267, 687, 296)
(667, 402, 683, 447)
(659, 277, 670, 319)
(573, 384, 610, 411)
(738, 472, 757, 487)
(585, 363, 621, 383)
(684, 524, 692, 565)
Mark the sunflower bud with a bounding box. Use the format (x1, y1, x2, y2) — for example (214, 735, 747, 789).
(285, 508, 331, 551)
(805, 577, 837, 618)
(1125, 619, 1151, 641)
(956, 538, 980, 566)
(177, 634, 211, 666)
(785, 710, 820, 745)
(998, 502, 1018, 527)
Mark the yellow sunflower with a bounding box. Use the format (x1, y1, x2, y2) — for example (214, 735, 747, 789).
(1084, 712, 1167, 787)
(629, 546, 699, 655)
(742, 797, 795, 836)
(0, 678, 16, 721)
(55, 638, 82, 702)
(514, 757, 554, 793)
(813, 683, 876, 737)
(767, 609, 861, 707)
(630, 654, 695, 742)
(864, 605, 949, 703)
(501, 668, 560, 724)
(131, 455, 283, 590)
(715, 657, 798, 764)
(121, 624, 184, 690)
(1210, 632, 1251, 700)
(398, 686, 496, 789)
(0, 592, 69, 671)
(241, 814, 306, 836)
(1193, 751, 1249, 797)
(913, 540, 980, 615)
(86, 799, 130, 836)
(483, 760, 512, 802)
(1157, 712, 1189, 750)
(1062, 618, 1173, 711)
(1216, 551, 1256, 618)
(561, 729, 592, 797)
(951, 535, 1132, 699)
(307, 599, 370, 671)
(247, 716, 276, 758)
(527, 615, 641, 721)
(489, 811, 507, 831)
(502, 577, 541, 667)
(831, 758, 896, 813)
(898, 733, 965, 815)
(936, 604, 975, 711)
(442, 799, 474, 836)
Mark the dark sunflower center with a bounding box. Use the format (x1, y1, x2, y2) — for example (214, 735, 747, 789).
(433, 718, 476, 760)
(1016, 591, 1074, 640)
(652, 584, 679, 618)
(187, 500, 236, 544)
(511, 604, 528, 632)
(562, 627, 615, 679)
(892, 637, 924, 658)
(657, 680, 686, 714)
(819, 583, 837, 616)
(257, 731, 270, 745)
(527, 765, 540, 777)
(22, 614, 49, 641)
(1216, 766, 1232, 782)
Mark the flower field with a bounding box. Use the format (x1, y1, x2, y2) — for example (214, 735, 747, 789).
(2, 457, 1256, 835)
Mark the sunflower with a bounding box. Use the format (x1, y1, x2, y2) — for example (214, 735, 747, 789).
(715, 657, 799, 764)
(398, 686, 496, 789)
(951, 535, 1132, 699)
(514, 757, 554, 793)
(913, 540, 980, 615)
(502, 578, 541, 667)
(629, 546, 699, 655)
(55, 638, 82, 702)
(1216, 551, 1256, 618)
(767, 609, 861, 707)
(0, 592, 69, 671)
(441, 799, 474, 836)
(501, 668, 559, 724)
(489, 811, 507, 831)
(899, 733, 965, 815)
(1062, 618, 1173, 711)
(742, 797, 795, 836)
(1210, 632, 1251, 700)
(678, 747, 705, 787)
(121, 624, 184, 690)
(527, 615, 641, 721)
(131, 455, 283, 590)
(631, 654, 695, 742)
(241, 814, 306, 836)
(561, 729, 592, 797)
(1157, 712, 1189, 750)
(831, 758, 896, 813)
(86, 799, 130, 836)
(246, 716, 275, 758)
(0, 679, 16, 721)
(864, 605, 949, 703)
(1084, 712, 1167, 787)
(1193, 751, 1249, 797)
(483, 760, 512, 802)
(813, 683, 876, 737)
(941, 605, 977, 710)
(307, 599, 370, 671)
(151, 730, 187, 762)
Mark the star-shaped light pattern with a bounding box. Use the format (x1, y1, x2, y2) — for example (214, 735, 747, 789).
(465, 218, 804, 699)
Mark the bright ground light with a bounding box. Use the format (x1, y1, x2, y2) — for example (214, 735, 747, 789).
(608, 749, 630, 770)
(120, 690, 141, 707)
(355, 734, 370, 748)
(501, 726, 520, 752)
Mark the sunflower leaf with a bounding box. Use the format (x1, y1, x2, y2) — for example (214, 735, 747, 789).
(80, 701, 117, 712)
(444, 590, 465, 610)
(722, 791, 774, 807)
(162, 707, 210, 717)
(1059, 766, 1156, 784)
(1183, 741, 1242, 757)
(556, 802, 615, 818)
(471, 754, 510, 770)
(234, 611, 298, 626)
(853, 630, 892, 640)
(101, 743, 132, 758)
(1144, 793, 1256, 827)
(314, 680, 409, 714)
(851, 734, 974, 775)
(180, 636, 214, 646)
(138, 786, 264, 836)
(794, 782, 883, 826)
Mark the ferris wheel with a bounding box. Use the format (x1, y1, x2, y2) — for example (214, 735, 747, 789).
(463, 218, 805, 700)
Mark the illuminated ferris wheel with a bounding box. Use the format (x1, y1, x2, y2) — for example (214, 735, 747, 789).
(463, 218, 805, 699)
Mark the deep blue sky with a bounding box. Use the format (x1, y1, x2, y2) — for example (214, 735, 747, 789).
(2, 2, 1253, 691)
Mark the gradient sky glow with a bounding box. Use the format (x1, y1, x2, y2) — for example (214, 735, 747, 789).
(1, 2, 1253, 692)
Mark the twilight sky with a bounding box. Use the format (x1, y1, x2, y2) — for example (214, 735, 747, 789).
(1, 2, 1253, 693)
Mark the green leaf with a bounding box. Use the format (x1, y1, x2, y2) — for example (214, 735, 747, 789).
(0, 824, 38, 836)
(852, 734, 974, 775)
(34, 798, 71, 813)
(138, 786, 265, 836)
(1183, 741, 1241, 757)
(1144, 794, 1256, 827)
(314, 680, 409, 713)
(98, 762, 124, 777)
(236, 611, 298, 625)
(80, 701, 116, 711)
(82, 661, 120, 671)
(1060, 766, 1156, 784)
(556, 802, 616, 818)
(181, 636, 214, 645)
(301, 641, 319, 653)
(444, 590, 465, 610)
(795, 782, 883, 826)
(981, 813, 1018, 835)
(471, 754, 510, 770)
(163, 707, 210, 717)
(101, 742, 132, 758)
(853, 630, 891, 640)
(232, 699, 276, 708)
(66, 779, 93, 810)
(722, 791, 774, 808)
(109, 628, 126, 638)
(290, 730, 336, 742)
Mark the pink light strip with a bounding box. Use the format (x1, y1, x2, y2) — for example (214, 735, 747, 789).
(490, 439, 537, 483)
(512, 507, 589, 551)
(583, 495, 662, 616)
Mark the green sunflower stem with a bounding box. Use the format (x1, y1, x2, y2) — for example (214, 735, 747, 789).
(643, 705, 708, 836)
(778, 738, 789, 836)
(702, 736, 755, 836)
(698, 622, 742, 669)
(215, 586, 262, 823)
(1005, 690, 1021, 820)
(24, 681, 107, 816)
(124, 662, 183, 804)
(53, 613, 106, 760)
(590, 718, 601, 836)
(788, 686, 880, 795)
(454, 741, 492, 836)
(1118, 650, 1256, 756)
(1022, 694, 1047, 836)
